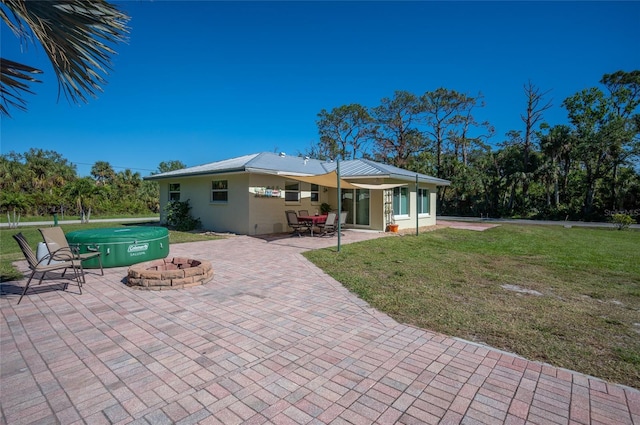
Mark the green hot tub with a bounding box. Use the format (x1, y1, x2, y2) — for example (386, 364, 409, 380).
(66, 226, 169, 268)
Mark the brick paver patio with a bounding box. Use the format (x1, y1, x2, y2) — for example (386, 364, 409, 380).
(1, 231, 638, 424)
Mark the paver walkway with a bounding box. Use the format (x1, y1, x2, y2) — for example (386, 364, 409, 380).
(1, 231, 638, 424)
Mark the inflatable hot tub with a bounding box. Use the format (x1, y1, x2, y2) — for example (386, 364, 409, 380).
(65, 226, 169, 268)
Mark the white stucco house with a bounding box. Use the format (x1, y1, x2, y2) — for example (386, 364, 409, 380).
(146, 152, 450, 235)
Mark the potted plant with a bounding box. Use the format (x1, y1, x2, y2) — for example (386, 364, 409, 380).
(320, 203, 332, 215)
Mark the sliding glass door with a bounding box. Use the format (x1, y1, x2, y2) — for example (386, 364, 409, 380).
(341, 189, 370, 226)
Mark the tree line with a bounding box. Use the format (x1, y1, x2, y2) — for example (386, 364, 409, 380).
(2, 71, 638, 223)
(305, 70, 640, 221)
(0, 150, 184, 221)
(2, 3, 637, 223)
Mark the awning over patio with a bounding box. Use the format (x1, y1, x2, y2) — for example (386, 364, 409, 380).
(350, 183, 407, 189)
(278, 171, 359, 189)
(278, 171, 407, 190)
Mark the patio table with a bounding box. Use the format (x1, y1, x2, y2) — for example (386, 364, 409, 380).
(297, 215, 327, 236)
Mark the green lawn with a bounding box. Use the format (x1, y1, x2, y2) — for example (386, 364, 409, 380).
(304, 225, 640, 389)
(1, 222, 221, 282)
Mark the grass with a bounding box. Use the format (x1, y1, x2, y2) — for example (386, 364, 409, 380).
(0, 222, 222, 282)
(303, 225, 640, 389)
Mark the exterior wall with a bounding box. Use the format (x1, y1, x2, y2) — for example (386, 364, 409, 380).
(248, 174, 288, 235)
(394, 184, 438, 231)
(324, 188, 338, 214)
(157, 173, 441, 235)
(369, 189, 385, 231)
(248, 175, 330, 235)
(200, 173, 250, 233)
(429, 188, 438, 224)
(158, 174, 250, 234)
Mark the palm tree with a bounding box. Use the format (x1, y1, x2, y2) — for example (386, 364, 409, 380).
(64, 176, 100, 223)
(0, 0, 129, 116)
(539, 124, 573, 207)
(91, 160, 116, 186)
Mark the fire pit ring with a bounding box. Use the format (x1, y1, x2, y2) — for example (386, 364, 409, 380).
(127, 257, 213, 290)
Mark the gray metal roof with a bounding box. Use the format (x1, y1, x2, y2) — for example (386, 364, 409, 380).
(146, 153, 260, 179)
(245, 152, 327, 175)
(323, 158, 450, 185)
(146, 152, 450, 186)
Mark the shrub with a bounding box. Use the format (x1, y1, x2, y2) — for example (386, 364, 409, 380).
(163, 199, 201, 231)
(611, 213, 634, 230)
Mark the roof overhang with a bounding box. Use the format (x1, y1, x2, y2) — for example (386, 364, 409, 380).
(146, 164, 450, 187)
(385, 173, 451, 186)
(334, 173, 450, 187)
(145, 168, 248, 180)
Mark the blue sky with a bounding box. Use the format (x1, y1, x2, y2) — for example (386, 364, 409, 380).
(2, 1, 639, 177)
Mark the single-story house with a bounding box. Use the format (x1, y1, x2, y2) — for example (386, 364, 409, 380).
(146, 152, 450, 235)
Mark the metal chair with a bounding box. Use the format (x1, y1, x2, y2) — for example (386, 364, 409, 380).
(298, 210, 309, 217)
(339, 211, 348, 226)
(285, 210, 305, 237)
(318, 211, 338, 236)
(12, 233, 82, 304)
(337, 211, 348, 235)
(39, 226, 103, 282)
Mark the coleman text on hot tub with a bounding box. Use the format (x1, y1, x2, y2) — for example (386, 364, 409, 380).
(65, 227, 169, 268)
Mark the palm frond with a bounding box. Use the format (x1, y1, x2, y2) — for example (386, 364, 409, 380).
(0, 58, 42, 116)
(0, 0, 129, 116)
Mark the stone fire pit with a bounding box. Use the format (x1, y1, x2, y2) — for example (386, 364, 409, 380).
(127, 257, 213, 290)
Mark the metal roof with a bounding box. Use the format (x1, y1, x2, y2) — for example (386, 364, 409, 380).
(245, 152, 327, 175)
(146, 153, 260, 179)
(146, 152, 450, 186)
(323, 158, 450, 185)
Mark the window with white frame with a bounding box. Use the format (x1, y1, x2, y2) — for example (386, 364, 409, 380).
(310, 184, 319, 202)
(169, 183, 180, 201)
(211, 180, 228, 203)
(418, 188, 430, 215)
(285, 181, 300, 202)
(393, 187, 409, 216)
